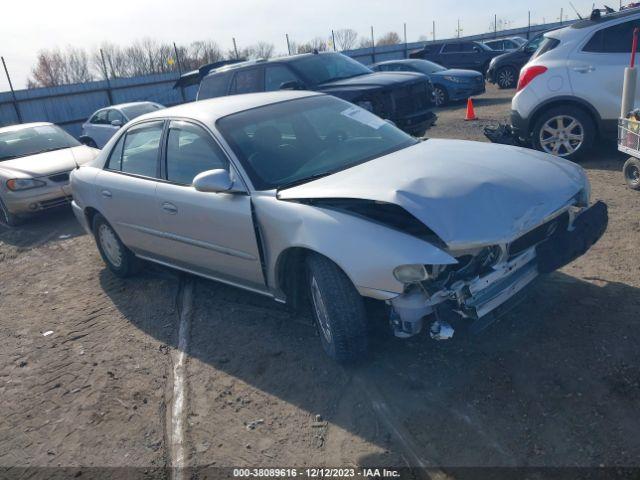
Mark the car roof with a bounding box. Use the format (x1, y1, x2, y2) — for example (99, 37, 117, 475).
(571, 6, 640, 28)
(206, 52, 345, 76)
(100, 101, 159, 112)
(133, 91, 322, 126)
(0, 122, 53, 134)
(373, 59, 419, 66)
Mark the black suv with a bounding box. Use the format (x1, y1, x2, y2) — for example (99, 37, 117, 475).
(486, 33, 547, 89)
(194, 52, 436, 135)
(409, 41, 501, 74)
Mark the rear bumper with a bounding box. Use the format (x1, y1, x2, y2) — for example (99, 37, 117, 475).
(71, 200, 92, 234)
(510, 109, 530, 136)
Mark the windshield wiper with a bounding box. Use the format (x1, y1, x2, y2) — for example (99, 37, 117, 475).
(276, 171, 335, 191)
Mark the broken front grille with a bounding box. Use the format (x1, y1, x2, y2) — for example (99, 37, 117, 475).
(393, 81, 430, 116)
(48, 171, 71, 183)
(508, 211, 569, 257)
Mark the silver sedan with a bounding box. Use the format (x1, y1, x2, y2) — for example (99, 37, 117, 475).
(70, 91, 607, 362)
(0, 122, 99, 226)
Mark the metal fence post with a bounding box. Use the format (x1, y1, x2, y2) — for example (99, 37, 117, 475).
(371, 26, 375, 63)
(286, 34, 291, 55)
(332, 30, 337, 51)
(173, 42, 186, 103)
(404, 23, 408, 58)
(99, 49, 114, 105)
(1, 56, 22, 123)
(527, 11, 531, 39)
(233, 38, 239, 59)
(432, 21, 436, 41)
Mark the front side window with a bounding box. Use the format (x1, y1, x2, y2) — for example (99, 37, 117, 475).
(217, 95, 417, 190)
(0, 124, 80, 161)
(231, 68, 262, 94)
(265, 65, 300, 91)
(289, 53, 372, 86)
(198, 73, 231, 99)
(442, 43, 461, 53)
(107, 109, 125, 124)
(412, 60, 445, 74)
(583, 20, 640, 53)
(165, 121, 229, 185)
(108, 121, 163, 178)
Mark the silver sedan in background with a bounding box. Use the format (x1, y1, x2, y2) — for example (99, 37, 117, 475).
(0, 122, 98, 226)
(80, 101, 164, 148)
(70, 91, 607, 362)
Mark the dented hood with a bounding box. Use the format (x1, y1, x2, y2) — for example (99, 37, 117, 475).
(278, 139, 587, 249)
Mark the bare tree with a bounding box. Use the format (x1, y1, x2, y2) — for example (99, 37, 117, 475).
(182, 40, 224, 69)
(297, 37, 328, 53)
(247, 42, 275, 59)
(28, 47, 94, 87)
(358, 37, 373, 48)
(377, 31, 401, 46)
(333, 28, 359, 50)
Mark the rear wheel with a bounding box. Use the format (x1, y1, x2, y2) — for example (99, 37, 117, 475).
(92, 213, 140, 277)
(531, 106, 595, 161)
(433, 85, 449, 107)
(306, 253, 368, 363)
(0, 198, 22, 227)
(496, 66, 517, 89)
(623, 157, 640, 190)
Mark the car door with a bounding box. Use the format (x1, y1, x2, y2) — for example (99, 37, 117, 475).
(85, 109, 114, 148)
(94, 120, 166, 256)
(155, 120, 265, 290)
(569, 17, 640, 122)
(439, 43, 462, 68)
(229, 67, 265, 95)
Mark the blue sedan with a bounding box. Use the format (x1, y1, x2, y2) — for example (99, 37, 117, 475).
(371, 59, 485, 107)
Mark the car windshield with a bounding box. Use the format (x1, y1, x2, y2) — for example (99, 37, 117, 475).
(289, 53, 372, 86)
(217, 95, 418, 191)
(120, 103, 163, 120)
(411, 60, 446, 74)
(0, 124, 80, 161)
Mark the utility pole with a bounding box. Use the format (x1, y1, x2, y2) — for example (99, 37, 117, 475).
(560, 7, 564, 24)
(232, 37, 239, 59)
(1, 56, 22, 123)
(331, 30, 337, 51)
(173, 42, 186, 102)
(99, 49, 114, 105)
(286, 34, 291, 55)
(371, 26, 376, 62)
(403, 22, 408, 58)
(494, 14, 497, 37)
(456, 18, 463, 38)
(432, 20, 436, 41)
(527, 10, 531, 39)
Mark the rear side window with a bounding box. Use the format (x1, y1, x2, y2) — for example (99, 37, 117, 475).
(198, 73, 231, 99)
(460, 43, 476, 52)
(110, 121, 163, 178)
(107, 109, 125, 124)
(583, 20, 640, 53)
(442, 43, 461, 53)
(165, 121, 229, 185)
(265, 65, 300, 91)
(230, 68, 263, 94)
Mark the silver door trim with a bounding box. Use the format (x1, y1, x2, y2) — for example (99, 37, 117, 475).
(116, 221, 258, 261)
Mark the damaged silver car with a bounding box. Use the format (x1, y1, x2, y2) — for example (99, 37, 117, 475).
(70, 91, 608, 362)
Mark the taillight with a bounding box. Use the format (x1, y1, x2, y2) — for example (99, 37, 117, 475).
(517, 65, 547, 91)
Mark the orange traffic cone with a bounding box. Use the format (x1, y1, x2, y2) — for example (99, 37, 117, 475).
(465, 98, 477, 121)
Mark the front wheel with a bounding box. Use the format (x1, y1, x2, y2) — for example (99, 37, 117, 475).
(0, 198, 22, 227)
(306, 253, 368, 363)
(496, 66, 517, 89)
(531, 106, 595, 161)
(623, 157, 640, 190)
(433, 85, 448, 107)
(92, 213, 140, 277)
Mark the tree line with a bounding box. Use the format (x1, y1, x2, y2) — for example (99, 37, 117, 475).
(27, 29, 404, 88)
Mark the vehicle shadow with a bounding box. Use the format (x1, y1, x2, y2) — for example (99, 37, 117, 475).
(99, 264, 640, 468)
(0, 206, 85, 248)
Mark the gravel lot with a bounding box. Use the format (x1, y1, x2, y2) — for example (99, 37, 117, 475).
(1, 85, 639, 477)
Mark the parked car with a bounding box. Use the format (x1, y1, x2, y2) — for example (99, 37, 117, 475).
(0, 122, 99, 226)
(371, 59, 485, 106)
(193, 52, 437, 135)
(70, 91, 607, 362)
(80, 102, 164, 148)
(409, 40, 502, 74)
(486, 33, 547, 89)
(483, 37, 527, 52)
(510, 7, 640, 160)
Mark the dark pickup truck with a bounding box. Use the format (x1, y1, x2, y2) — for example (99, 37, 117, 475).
(409, 40, 501, 74)
(184, 52, 437, 136)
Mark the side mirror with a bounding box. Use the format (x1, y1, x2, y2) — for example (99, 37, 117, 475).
(193, 169, 233, 193)
(279, 80, 302, 90)
(473, 46, 481, 52)
(111, 119, 123, 127)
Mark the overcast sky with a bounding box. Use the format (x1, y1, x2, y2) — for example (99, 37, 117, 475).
(1, 0, 601, 90)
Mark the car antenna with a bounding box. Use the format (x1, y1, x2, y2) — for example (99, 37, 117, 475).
(569, 2, 583, 19)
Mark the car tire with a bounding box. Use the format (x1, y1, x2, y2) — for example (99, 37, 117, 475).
(496, 66, 517, 89)
(0, 198, 22, 227)
(531, 106, 595, 161)
(433, 85, 449, 107)
(623, 157, 640, 190)
(306, 253, 368, 363)
(92, 213, 140, 277)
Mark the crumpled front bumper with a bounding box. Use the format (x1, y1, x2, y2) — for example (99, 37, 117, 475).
(390, 201, 608, 337)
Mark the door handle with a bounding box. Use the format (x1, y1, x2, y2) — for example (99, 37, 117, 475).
(572, 65, 595, 73)
(101, 189, 112, 198)
(162, 202, 178, 214)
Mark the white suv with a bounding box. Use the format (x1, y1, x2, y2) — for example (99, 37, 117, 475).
(511, 7, 640, 160)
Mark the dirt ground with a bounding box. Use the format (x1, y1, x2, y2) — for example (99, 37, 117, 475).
(1, 85, 640, 478)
